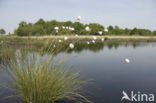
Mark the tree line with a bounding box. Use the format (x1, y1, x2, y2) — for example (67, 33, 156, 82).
(4, 18, 156, 36)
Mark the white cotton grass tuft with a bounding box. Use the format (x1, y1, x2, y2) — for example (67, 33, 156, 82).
(54, 26, 59, 30)
(85, 26, 90, 31)
(125, 58, 130, 64)
(98, 31, 103, 35)
(71, 28, 75, 31)
(104, 28, 108, 32)
(58, 40, 62, 43)
(69, 27, 71, 30)
(75, 34, 79, 37)
(62, 26, 65, 29)
(92, 36, 97, 40)
(87, 41, 90, 44)
(101, 38, 104, 42)
(53, 45, 56, 48)
(64, 37, 68, 41)
(66, 27, 69, 29)
(77, 16, 81, 20)
(69, 43, 74, 49)
(92, 40, 95, 43)
(69, 27, 75, 31)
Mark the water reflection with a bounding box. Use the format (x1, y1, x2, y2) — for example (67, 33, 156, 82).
(1, 41, 156, 103)
(0, 42, 151, 64)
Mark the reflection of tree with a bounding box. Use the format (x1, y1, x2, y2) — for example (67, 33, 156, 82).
(0, 41, 149, 64)
(70, 42, 104, 53)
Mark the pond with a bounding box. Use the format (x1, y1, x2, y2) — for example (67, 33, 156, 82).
(0, 42, 156, 103)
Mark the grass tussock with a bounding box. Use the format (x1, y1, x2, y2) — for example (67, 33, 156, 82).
(5, 51, 92, 103)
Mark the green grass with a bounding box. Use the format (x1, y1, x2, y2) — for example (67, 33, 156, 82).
(4, 42, 92, 103)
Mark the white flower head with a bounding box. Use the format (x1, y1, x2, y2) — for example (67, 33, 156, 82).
(53, 45, 56, 48)
(69, 43, 74, 49)
(87, 41, 90, 44)
(98, 31, 103, 35)
(71, 28, 75, 31)
(69, 27, 74, 31)
(64, 36, 68, 41)
(58, 40, 62, 43)
(92, 36, 97, 40)
(62, 26, 65, 29)
(104, 28, 108, 32)
(85, 26, 90, 31)
(125, 58, 130, 64)
(75, 34, 79, 37)
(66, 26, 69, 29)
(69, 27, 71, 30)
(101, 38, 104, 42)
(54, 26, 59, 30)
(92, 40, 95, 43)
(77, 16, 81, 20)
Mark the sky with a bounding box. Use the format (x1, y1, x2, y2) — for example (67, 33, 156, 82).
(0, 0, 156, 34)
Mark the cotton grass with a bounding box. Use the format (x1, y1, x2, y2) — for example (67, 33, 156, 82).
(3, 42, 92, 103)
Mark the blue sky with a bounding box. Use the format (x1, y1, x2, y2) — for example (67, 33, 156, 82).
(0, 0, 156, 33)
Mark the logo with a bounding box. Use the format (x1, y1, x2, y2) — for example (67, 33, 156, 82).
(121, 91, 155, 102)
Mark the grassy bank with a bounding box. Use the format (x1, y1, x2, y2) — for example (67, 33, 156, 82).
(1, 35, 156, 42)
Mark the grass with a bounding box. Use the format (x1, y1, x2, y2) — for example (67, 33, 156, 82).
(1, 35, 154, 103)
(2, 40, 92, 103)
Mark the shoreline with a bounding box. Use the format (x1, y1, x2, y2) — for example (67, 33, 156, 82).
(2, 35, 156, 38)
(1, 35, 156, 42)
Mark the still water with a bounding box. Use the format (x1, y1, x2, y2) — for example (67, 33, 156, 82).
(0, 42, 156, 103)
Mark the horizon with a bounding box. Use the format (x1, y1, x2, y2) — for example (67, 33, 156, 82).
(0, 0, 156, 34)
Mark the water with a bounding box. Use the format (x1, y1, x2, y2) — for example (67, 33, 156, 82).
(0, 42, 156, 103)
(68, 42, 156, 103)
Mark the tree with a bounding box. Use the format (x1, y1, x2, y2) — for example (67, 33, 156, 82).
(19, 21, 27, 27)
(113, 26, 121, 35)
(153, 31, 156, 36)
(73, 22, 84, 34)
(35, 18, 45, 25)
(88, 23, 104, 35)
(108, 25, 113, 34)
(124, 28, 131, 35)
(14, 18, 154, 36)
(130, 28, 137, 35)
(0, 29, 6, 35)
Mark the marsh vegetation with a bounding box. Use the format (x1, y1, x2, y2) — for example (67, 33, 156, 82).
(0, 36, 156, 103)
(0, 38, 94, 103)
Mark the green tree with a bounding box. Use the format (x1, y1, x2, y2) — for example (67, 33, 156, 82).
(72, 22, 84, 34)
(19, 21, 27, 27)
(113, 26, 121, 35)
(124, 28, 131, 35)
(88, 23, 104, 35)
(35, 18, 45, 25)
(108, 25, 113, 35)
(14, 18, 154, 36)
(0, 29, 6, 35)
(153, 31, 156, 36)
(130, 28, 137, 35)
